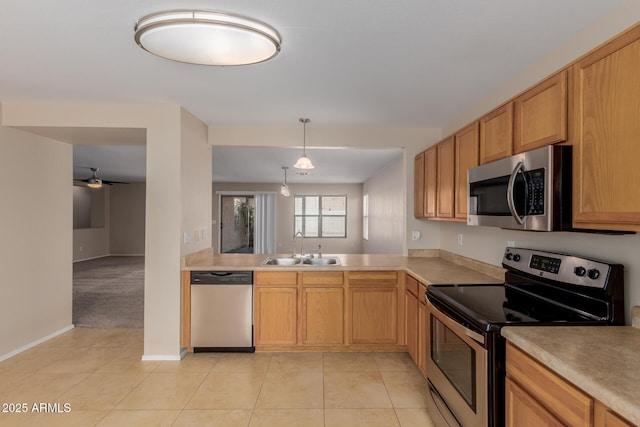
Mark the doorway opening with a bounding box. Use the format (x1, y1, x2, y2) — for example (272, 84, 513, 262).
(221, 195, 255, 253)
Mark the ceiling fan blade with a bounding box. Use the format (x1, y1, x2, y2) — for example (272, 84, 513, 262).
(102, 180, 129, 185)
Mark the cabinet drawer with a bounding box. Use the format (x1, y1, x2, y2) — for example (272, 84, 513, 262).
(418, 283, 427, 305)
(301, 271, 344, 286)
(255, 271, 298, 286)
(347, 271, 398, 286)
(506, 343, 592, 426)
(406, 274, 419, 297)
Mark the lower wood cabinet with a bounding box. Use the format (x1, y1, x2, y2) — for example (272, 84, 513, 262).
(347, 271, 399, 345)
(405, 273, 427, 377)
(506, 342, 633, 427)
(301, 287, 344, 345)
(254, 270, 402, 350)
(417, 282, 428, 376)
(404, 280, 419, 362)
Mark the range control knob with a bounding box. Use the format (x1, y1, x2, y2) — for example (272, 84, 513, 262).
(505, 253, 513, 260)
(587, 269, 601, 280)
(512, 254, 521, 262)
(574, 266, 586, 277)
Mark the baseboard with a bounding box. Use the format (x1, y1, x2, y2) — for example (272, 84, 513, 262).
(73, 254, 144, 263)
(141, 353, 183, 361)
(109, 254, 145, 257)
(0, 324, 75, 362)
(73, 254, 110, 263)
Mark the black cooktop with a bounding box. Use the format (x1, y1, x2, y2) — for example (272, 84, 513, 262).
(427, 283, 605, 333)
(426, 247, 625, 334)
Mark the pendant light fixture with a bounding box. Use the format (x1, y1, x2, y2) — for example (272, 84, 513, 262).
(294, 118, 315, 170)
(134, 10, 281, 66)
(280, 166, 290, 197)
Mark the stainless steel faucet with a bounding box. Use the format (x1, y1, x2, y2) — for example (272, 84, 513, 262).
(294, 231, 304, 257)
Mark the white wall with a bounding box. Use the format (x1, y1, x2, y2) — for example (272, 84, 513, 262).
(437, 3, 640, 324)
(73, 186, 110, 261)
(363, 154, 405, 254)
(212, 182, 364, 254)
(209, 125, 442, 255)
(180, 108, 213, 256)
(0, 124, 72, 357)
(110, 183, 145, 255)
(2, 103, 211, 359)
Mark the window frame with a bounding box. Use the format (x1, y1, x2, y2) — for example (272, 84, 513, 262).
(294, 194, 347, 238)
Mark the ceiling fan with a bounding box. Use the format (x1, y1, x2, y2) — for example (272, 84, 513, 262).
(74, 167, 129, 188)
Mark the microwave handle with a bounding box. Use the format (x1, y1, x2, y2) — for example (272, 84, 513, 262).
(507, 161, 525, 225)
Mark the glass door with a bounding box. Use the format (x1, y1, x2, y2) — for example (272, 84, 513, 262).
(220, 195, 255, 253)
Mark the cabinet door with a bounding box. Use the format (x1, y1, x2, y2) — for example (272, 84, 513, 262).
(254, 287, 297, 345)
(404, 289, 418, 362)
(514, 70, 568, 153)
(424, 146, 437, 218)
(436, 137, 455, 218)
(301, 287, 344, 345)
(506, 377, 564, 427)
(480, 102, 514, 164)
(454, 122, 479, 219)
(572, 25, 640, 231)
(414, 152, 426, 218)
(417, 284, 428, 377)
(506, 343, 592, 426)
(594, 401, 634, 427)
(350, 287, 398, 344)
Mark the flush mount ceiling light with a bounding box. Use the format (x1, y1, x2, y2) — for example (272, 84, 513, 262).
(134, 9, 281, 66)
(280, 166, 290, 197)
(294, 118, 315, 170)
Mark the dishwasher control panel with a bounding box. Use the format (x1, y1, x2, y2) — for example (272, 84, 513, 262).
(191, 271, 253, 285)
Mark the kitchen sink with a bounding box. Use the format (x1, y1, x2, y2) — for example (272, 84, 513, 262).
(302, 257, 341, 266)
(261, 256, 341, 266)
(261, 257, 302, 266)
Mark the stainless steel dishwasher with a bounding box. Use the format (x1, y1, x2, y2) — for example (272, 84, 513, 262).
(190, 271, 254, 352)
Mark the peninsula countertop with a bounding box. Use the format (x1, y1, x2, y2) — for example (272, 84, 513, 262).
(502, 325, 640, 425)
(182, 249, 505, 285)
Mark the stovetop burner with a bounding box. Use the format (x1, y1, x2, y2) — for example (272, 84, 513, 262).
(427, 247, 625, 333)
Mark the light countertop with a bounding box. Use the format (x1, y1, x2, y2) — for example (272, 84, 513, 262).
(182, 249, 505, 285)
(502, 325, 640, 425)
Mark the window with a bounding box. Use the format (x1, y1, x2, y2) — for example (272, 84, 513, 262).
(294, 195, 346, 238)
(363, 194, 369, 240)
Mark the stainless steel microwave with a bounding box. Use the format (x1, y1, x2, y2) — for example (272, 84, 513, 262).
(467, 145, 572, 231)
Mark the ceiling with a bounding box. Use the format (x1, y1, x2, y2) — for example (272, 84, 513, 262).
(0, 0, 624, 183)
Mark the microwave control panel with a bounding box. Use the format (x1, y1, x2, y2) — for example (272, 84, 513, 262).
(526, 168, 545, 215)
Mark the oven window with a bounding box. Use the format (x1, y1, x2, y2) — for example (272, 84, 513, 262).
(430, 315, 476, 411)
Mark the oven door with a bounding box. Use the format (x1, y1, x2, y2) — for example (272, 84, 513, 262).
(427, 302, 488, 427)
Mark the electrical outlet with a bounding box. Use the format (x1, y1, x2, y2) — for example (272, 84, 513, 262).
(457, 234, 464, 246)
(412, 231, 421, 241)
(183, 232, 191, 244)
(507, 240, 515, 248)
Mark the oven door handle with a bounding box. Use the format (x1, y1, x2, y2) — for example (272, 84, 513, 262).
(507, 161, 526, 225)
(430, 303, 485, 345)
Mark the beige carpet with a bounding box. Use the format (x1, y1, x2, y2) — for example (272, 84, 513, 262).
(73, 256, 144, 328)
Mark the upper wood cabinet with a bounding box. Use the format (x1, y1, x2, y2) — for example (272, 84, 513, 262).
(454, 122, 479, 219)
(413, 152, 426, 218)
(424, 146, 437, 218)
(479, 102, 513, 164)
(436, 137, 455, 218)
(514, 69, 568, 153)
(572, 24, 640, 232)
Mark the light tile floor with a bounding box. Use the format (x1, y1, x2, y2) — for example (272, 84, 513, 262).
(0, 329, 436, 426)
